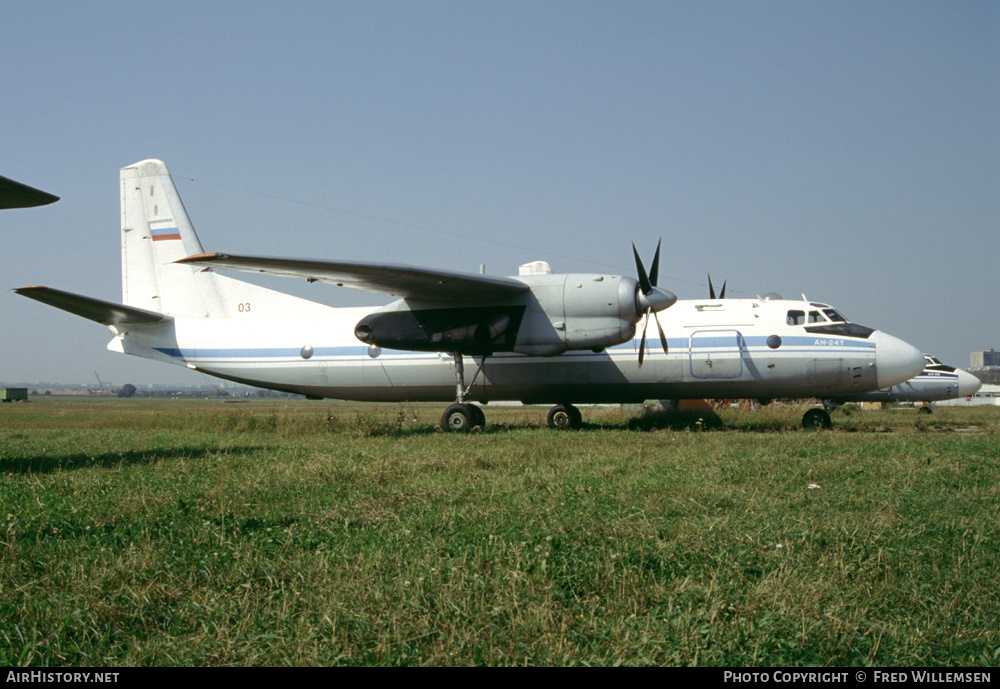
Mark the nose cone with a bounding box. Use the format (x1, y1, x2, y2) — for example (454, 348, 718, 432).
(874, 332, 925, 389)
(957, 369, 983, 398)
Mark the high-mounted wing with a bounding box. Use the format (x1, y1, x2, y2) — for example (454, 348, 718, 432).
(176, 253, 530, 303)
(14, 286, 171, 326)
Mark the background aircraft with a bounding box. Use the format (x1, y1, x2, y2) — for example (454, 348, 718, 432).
(828, 354, 982, 413)
(16, 160, 925, 430)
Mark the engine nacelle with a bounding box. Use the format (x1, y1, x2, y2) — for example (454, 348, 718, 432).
(353, 273, 676, 357)
(355, 306, 522, 355)
(512, 274, 670, 356)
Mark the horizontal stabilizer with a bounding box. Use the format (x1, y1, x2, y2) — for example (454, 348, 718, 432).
(14, 286, 171, 326)
(176, 253, 530, 303)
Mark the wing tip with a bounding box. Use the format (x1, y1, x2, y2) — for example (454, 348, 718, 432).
(175, 252, 226, 264)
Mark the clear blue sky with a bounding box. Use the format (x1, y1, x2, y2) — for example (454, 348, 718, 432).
(2, 0, 997, 386)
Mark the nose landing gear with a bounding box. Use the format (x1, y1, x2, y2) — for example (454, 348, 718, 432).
(801, 407, 832, 429)
(802, 400, 836, 429)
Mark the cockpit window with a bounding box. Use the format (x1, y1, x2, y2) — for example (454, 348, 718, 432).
(807, 310, 826, 323)
(823, 309, 846, 322)
(787, 310, 805, 326)
(923, 355, 956, 372)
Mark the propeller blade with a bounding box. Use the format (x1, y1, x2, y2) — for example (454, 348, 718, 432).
(649, 239, 661, 287)
(632, 239, 674, 368)
(638, 313, 648, 368)
(708, 273, 728, 299)
(632, 243, 652, 295)
(654, 312, 668, 355)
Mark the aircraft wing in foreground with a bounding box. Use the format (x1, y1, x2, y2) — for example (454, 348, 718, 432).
(0, 174, 59, 209)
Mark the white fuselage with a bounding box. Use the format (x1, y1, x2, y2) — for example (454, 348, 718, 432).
(112, 296, 923, 404)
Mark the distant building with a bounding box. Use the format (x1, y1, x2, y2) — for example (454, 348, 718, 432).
(971, 349, 1000, 367)
(1, 388, 28, 402)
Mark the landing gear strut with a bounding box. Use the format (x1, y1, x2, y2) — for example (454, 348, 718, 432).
(440, 353, 488, 431)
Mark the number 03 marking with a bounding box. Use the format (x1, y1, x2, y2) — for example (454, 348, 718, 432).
(238, 302, 251, 313)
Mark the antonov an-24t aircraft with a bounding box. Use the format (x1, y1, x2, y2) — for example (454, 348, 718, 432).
(16, 159, 925, 430)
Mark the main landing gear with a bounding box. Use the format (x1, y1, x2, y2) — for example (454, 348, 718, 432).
(439, 353, 489, 432)
(439, 353, 585, 431)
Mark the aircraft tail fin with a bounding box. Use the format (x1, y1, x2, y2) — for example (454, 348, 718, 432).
(120, 159, 331, 318)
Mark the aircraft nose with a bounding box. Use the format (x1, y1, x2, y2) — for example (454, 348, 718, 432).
(957, 369, 983, 398)
(874, 332, 925, 389)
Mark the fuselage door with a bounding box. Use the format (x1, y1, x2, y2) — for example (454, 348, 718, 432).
(689, 329, 744, 379)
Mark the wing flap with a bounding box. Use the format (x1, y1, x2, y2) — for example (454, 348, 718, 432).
(15, 286, 171, 326)
(175, 253, 530, 302)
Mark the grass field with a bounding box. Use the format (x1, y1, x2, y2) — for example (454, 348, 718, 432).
(1, 398, 998, 666)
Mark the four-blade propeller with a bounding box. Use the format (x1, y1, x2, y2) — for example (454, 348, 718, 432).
(632, 239, 676, 367)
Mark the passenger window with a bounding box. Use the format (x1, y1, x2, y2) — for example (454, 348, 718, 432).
(808, 311, 825, 323)
(787, 310, 805, 326)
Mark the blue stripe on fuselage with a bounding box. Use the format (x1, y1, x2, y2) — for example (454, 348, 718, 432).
(155, 334, 874, 364)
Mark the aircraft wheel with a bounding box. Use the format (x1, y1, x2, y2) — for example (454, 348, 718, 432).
(442, 404, 474, 432)
(802, 408, 832, 429)
(468, 404, 486, 429)
(918, 406, 933, 415)
(567, 404, 582, 428)
(547, 403, 582, 430)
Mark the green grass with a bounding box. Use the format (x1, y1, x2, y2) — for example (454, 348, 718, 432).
(1, 398, 998, 666)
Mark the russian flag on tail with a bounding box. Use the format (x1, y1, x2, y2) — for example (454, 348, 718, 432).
(151, 227, 181, 241)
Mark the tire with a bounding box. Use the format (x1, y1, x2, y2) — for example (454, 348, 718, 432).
(802, 408, 832, 429)
(442, 404, 473, 432)
(468, 404, 486, 429)
(547, 403, 581, 430)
